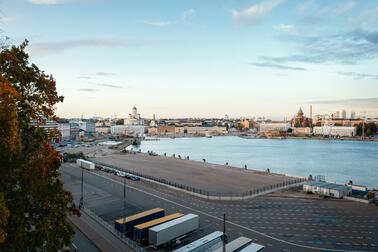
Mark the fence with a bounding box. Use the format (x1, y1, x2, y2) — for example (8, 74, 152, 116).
(82, 206, 146, 252)
(92, 160, 307, 201)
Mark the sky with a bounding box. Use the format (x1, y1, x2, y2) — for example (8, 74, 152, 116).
(1, 0, 378, 119)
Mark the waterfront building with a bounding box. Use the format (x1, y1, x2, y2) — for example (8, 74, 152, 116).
(259, 122, 291, 133)
(110, 125, 128, 135)
(111, 125, 145, 137)
(313, 126, 357, 137)
(303, 181, 351, 199)
(240, 119, 253, 129)
(156, 125, 176, 135)
(175, 126, 227, 136)
(292, 127, 312, 136)
(342, 110, 347, 119)
(291, 107, 312, 128)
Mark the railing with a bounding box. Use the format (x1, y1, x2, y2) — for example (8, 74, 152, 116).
(92, 160, 307, 201)
(82, 207, 146, 252)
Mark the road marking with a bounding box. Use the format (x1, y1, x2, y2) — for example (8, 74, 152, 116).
(68, 167, 371, 252)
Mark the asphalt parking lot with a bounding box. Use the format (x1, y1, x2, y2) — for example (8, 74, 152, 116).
(61, 163, 378, 252)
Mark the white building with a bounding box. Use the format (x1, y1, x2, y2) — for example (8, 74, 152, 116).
(58, 123, 70, 140)
(124, 106, 144, 125)
(303, 181, 351, 199)
(259, 123, 291, 132)
(313, 126, 356, 137)
(110, 125, 145, 137)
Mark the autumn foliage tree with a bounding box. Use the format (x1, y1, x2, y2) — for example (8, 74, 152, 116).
(0, 41, 78, 251)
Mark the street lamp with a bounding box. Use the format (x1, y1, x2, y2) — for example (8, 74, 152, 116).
(223, 213, 228, 252)
(79, 167, 84, 209)
(123, 175, 126, 237)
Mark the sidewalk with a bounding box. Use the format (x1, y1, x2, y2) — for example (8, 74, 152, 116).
(69, 210, 132, 252)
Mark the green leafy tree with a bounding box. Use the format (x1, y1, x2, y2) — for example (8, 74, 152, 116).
(0, 41, 79, 251)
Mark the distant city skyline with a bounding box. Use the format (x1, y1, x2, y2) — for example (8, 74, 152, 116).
(1, 0, 378, 118)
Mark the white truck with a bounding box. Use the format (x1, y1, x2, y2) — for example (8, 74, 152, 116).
(148, 214, 199, 248)
(76, 159, 95, 170)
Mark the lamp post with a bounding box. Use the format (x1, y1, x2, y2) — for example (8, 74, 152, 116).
(79, 167, 84, 209)
(123, 175, 126, 237)
(223, 213, 227, 252)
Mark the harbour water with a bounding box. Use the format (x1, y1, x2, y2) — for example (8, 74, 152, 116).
(135, 136, 378, 188)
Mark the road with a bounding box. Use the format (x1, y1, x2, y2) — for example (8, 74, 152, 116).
(61, 163, 378, 252)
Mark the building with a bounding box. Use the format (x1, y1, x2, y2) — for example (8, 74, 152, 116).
(96, 126, 110, 134)
(341, 110, 347, 119)
(303, 181, 351, 199)
(313, 126, 357, 137)
(350, 111, 356, 119)
(124, 106, 144, 125)
(110, 125, 128, 135)
(58, 123, 70, 140)
(259, 122, 291, 133)
(85, 121, 96, 133)
(175, 126, 227, 136)
(292, 127, 312, 136)
(291, 107, 312, 128)
(240, 119, 253, 129)
(69, 122, 80, 140)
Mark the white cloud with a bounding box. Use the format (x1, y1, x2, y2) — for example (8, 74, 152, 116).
(26, 0, 63, 4)
(232, 0, 283, 26)
(182, 8, 196, 20)
(142, 20, 171, 27)
(333, 0, 355, 16)
(28, 38, 145, 56)
(273, 24, 296, 34)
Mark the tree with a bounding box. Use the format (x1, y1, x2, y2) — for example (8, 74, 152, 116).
(356, 122, 378, 136)
(115, 118, 124, 125)
(0, 41, 78, 251)
(366, 122, 377, 136)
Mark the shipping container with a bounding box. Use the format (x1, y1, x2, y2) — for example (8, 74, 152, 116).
(76, 159, 95, 170)
(115, 208, 164, 235)
(214, 237, 253, 252)
(148, 214, 199, 248)
(133, 213, 184, 244)
(173, 231, 223, 252)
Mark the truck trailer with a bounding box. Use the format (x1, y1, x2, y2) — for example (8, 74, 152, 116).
(76, 159, 95, 170)
(148, 214, 199, 248)
(214, 237, 253, 252)
(115, 208, 165, 235)
(133, 213, 184, 244)
(238, 242, 265, 252)
(173, 231, 223, 252)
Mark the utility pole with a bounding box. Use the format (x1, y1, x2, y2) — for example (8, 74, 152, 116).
(79, 167, 84, 209)
(123, 175, 126, 237)
(223, 213, 227, 252)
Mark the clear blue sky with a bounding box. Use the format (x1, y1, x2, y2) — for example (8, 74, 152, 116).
(1, 0, 378, 119)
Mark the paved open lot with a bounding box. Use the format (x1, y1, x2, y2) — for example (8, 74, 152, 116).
(61, 163, 378, 252)
(94, 153, 299, 195)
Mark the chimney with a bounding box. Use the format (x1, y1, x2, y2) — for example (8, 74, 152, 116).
(310, 105, 313, 119)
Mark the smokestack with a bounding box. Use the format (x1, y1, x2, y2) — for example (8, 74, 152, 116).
(310, 105, 313, 119)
